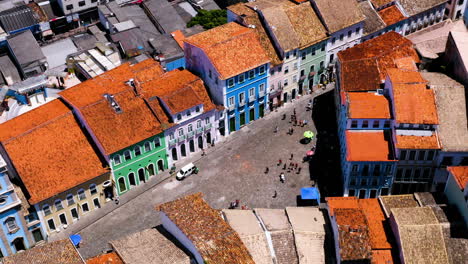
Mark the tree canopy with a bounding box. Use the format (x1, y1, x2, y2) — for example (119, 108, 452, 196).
(187, 9, 227, 29)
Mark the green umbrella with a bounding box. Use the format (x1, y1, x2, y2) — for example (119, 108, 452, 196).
(304, 131, 314, 139)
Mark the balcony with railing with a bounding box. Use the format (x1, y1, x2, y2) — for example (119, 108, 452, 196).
(259, 90, 265, 98)
(187, 131, 195, 138)
(169, 139, 177, 146)
(205, 123, 212, 130)
(196, 127, 204, 134)
(177, 135, 186, 143)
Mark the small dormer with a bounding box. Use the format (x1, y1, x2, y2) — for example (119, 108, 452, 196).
(103, 93, 122, 114)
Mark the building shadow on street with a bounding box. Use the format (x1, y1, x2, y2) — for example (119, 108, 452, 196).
(309, 90, 343, 200)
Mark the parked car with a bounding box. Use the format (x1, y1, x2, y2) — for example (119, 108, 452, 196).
(176, 163, 199, 180)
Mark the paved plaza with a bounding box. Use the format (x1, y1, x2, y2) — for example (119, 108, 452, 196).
(50, 89, 334, 259)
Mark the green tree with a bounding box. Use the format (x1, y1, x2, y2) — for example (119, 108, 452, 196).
(187, 9, 228, 29)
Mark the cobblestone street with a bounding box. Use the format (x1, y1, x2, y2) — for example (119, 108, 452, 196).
(50, 89, 333, 259)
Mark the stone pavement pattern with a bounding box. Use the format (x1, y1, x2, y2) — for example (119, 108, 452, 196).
(50, 92, 328, 259)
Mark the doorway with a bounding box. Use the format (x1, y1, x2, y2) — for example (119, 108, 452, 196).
(239, 112, 246, 127)
(249, 108, 255, 123)
(259, 104, 264, 117)
(138, 168, 145, 183)
(292, 89, 296, 99)
(358, 189, 366, 198)
(147, 163, 155, 176)
(229, 117, 236, 132)
(206, 133, 212, 146)
(12, 238, 26, 252)
(198, 136, 203, 149)
(298, 82, 303, 95)
(93, 198, 101, 209)
(189, 140, 195, 152)
(172, 148, 178, 161)
(283, 92, 288, 103)
(157, 160, 164, 172)
(128, 173, 136, 187)
(59, 213, 67, 226)
(71, 208, 79, 221)
(181, 144, 187, 157)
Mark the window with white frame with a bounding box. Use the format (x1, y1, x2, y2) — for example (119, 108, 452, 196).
(284, 66, 289, 74)
(228, 78, 234, 87)
(154, 137, 161, 147)
(134, 146, 141, 156)
(113, 155, 121, 165)
(249, 88, 255, 97)
(286, 52, 290, 59)
(239, 73, 245, 83)
(259, 83, 265, 93)
(259, 65, 265, 75)
(90, 184, 97, 195)
(78, 189, 86, 200)
(205, 117, 210, 124)
(177, 114, 182, 120)
(312, 47, 316, 55)
(196, 106, 200, 112)
(5, 217, 17, 232)
(302, 52, 306, 60)
(293, 75, 297, 82)
(197, 120, 202, 128)
(178, 128, 184, 136)
(187, 110, 191, 116)
(284, 79, 289, 87)
(55, 199, 63, 211)
(66, 194, 74, 206)
(229, 97, 235, 106)
(47, 219, 56, 231)
(169, 133, 175, 140)
(293, 63, 298, 70)
(239, 92, 245, 104)
(188, 124, 193, 132)
(144, 141, 151, 152)
(124, 150, 131, 161)
(249, 70, 255, 79)
(43, 204, 51, 216)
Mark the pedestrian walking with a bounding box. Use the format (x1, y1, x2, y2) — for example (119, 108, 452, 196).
(282, 113, 286, 120)
(290, 153, 294, 160)
(280, 173, 285, 183)
(201, 148, 206, 156)
(283, 163, 287, 170)
(278, 159, 282, 166)
(293, 108, 296, 115)
(295, 163, 298, 169)
(274, 126, 278, 133)
(294, 119, 297, 126)
(265, 167, 269, 174)
(115, 196, 120, 205)
(272, 191, 277, 198)
(290, 127, 294, 135)
(297, 167, 302, 174)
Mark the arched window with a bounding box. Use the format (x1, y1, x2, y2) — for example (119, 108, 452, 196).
(5, 217, 17, 232)
(54, 199, 63, 211)
(154, 137, 161, 148)
(144, 141, 151, 152)
(90, 184, 97, 195)
(118, 177, 126, 193)
(43, 204, 51, 216)
(134, 146, 141, 156)
(124, 150, 131, 161)
(0, 195, 7, 205)
(113, 155, 121, 165)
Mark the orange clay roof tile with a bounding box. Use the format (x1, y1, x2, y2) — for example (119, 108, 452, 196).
(338, 32, 419, 92)
(346, 131, 394, 161)
(80, 89, 163, 155)
(370, 0, 394, 8)
(326, 197, 359, 216)
(396, 134, 441, 149)
(378, 5, 407, 26)
(447, 166, 468, 190)
(171, 30, 186, 49)
(371, 250, 394, 264)
(347, 92, 390, 119)
(388, 69, 439, 125)
(1, 100, 108, 204)
(140, 69, 216, 116)
(157, 193, 255, 264)
(87, 252, 124, 264)
(394, 57, 418, 71)
(184, 22, 269, 80)
(334, 208, 373, 261)
(358, 199, 392, 250)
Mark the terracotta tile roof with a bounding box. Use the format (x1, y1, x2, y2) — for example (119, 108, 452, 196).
(285, 3, 328, 49)
(313, 0, 365, 33)
(1, 100, 108, 204)
(388, 69, 439, 125)
(338, 32, 419, 92)
(227, 4, 282, 66)
(140, 69, 216, 116)
(345, 130, 394, 161)
(87, 252, 123, 264)
(347, 92, 390, 119)
(0, 99, 70, 142)
(326, 196, 359, 216)
(157, 193, 255, 264)
(378, 194, 419, 218)
(398, 0, 447, 17)
(370, 0, 393, 8)
(80, 88, 164, 155)
(261, 6, 300, 52)
(378, 5, 406, 26)
(334, 208, 373, 261)
(184, 22, 269, 80)
(171, 30, 186, 49)
(447, 166, 468, 190)
(60, 60, 163, 108)
(394, 57, 418, 71)
(3, 239, 84, 264)
(358, 199, 392, 250)
(358, 1, 387, 35)
(395, 134, 441, 149)
(371, 250, 394, 264)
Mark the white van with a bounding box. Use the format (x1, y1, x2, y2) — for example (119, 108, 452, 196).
(176, 163, 199, 180)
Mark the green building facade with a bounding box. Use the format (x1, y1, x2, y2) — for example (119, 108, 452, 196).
(110, 133, 168, 196)
(299, 39, 328, 91)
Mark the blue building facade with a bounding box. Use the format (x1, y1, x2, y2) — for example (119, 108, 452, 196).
(0, 156, 44, 257)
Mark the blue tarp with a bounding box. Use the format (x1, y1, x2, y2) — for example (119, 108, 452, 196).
(301, 187, 320, 202)
(69, 234, 81, 246)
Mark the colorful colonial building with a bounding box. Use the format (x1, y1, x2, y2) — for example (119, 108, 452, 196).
(184, 22, 270, 134)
